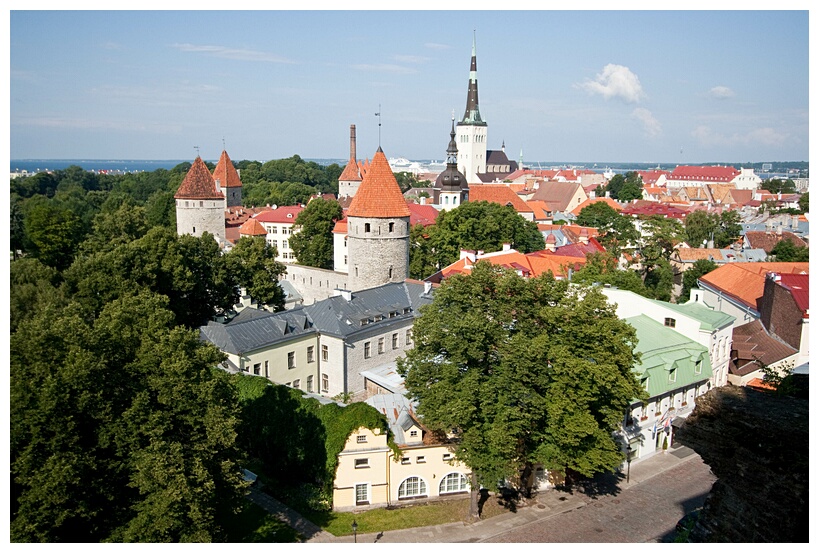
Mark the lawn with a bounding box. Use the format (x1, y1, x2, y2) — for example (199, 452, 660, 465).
(222, 499, 302, 543)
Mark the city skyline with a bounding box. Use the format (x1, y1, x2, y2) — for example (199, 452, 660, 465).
(9, 6, 812, 164)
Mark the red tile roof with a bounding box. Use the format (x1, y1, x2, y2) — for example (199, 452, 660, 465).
(347, 149, 411, 218)
(254, 205, 305, 223)
(745, 231, 808, 253)
(571, 197, 623, 216)
(777, 273, 809, 318)
(407, 203, 439, 227)
(438, 249, 586, 281)
(212, 150, 242, 189)
(731, 319, 797, 375)
(339, 157, 363, 181)
(174, 157, 224, 200)
(239, 217, 268, 236)
(699, 262, 809, 311)
(469, 185, 533, 214)
(637, 170, 670, 185)
(670, 165, 740, 182)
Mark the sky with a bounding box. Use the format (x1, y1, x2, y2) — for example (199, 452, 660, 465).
(6, 3, 813, 165)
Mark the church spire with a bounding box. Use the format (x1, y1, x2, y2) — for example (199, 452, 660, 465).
(446, 111, 458, 166)
(460, 31, 485, 126)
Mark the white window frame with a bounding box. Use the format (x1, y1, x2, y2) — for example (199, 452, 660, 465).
(355, 482, 370, 505)
(398, 476, 428, 500)
(439, 472, 469, 495)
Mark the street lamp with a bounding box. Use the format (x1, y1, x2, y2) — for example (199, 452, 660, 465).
(351, 519, 358, 543)
(626, 445, 633, 483)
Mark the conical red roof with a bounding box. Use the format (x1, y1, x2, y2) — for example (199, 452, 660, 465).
(175, 157, 224, 200)
(339, 157, 362, 181)
(347, 149, 410, 218)
(213, 150, 243, 188)
(239, 217, 268, 236)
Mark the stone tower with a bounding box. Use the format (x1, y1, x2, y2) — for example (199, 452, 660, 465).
(456, 32, 487, 184)
(212, 149, 243, 208)
(338, 124, 364, 199)
(433, 112, 469, 210)
(174, 156, 226, 245)
(346, 147, 410, 292)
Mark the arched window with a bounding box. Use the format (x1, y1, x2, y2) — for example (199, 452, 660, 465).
(398, 476, 427, 499)
(439, 472, 469, 495)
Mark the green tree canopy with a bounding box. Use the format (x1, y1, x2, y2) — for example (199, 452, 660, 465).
(409, 223, 438, 280)
(570, 252, 650, 297)
(10, 291, 246, 542)
(798, 192, 809, 213)
(288, 198, 343, 269)
(429, 201, 545, 268)
(23, 200, 85, 270)
(575, 202, 638, 257)
(398, 263, 645, 498)
(684, 210, 742, 249)
(680, 258, 718, 303)
(223, 236, 287, 310)
(769, 239, 809, 262)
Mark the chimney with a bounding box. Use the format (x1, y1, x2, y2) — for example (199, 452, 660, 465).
(333, 288, 353, 302)
(502, 242, 512, 251)
(579, 229, 589, 245)
(349, 124, 357, 161)
(460, 250, 476, 263)
(544, 233, 556, 252)
(423, 281, 432, 294)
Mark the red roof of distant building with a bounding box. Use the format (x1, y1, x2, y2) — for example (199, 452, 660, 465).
(571, 197, 622, 216)
(437, 249, 586, 281)
(408, 203, 439, 227)
(777, 273, 809, 318)
(339, 157, 363, 181)
(620, 201, 688, 220)
(212, 150, 243, 188)
(255, 205, 305, 223)
(699, 262, 809, 312)
(637, 170, 670, 185)
(469, 185, 534, 214)
(347, 149, 411, 218)
(175, 157, 224, 200)
(670, 165, 739, 182)
(239, 217, 268, 236)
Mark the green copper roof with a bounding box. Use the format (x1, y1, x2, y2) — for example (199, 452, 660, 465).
(626, 315, 712, 399)
(657, 300, 735, 332)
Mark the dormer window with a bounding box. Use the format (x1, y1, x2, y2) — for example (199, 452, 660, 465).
(664, 318, 676, 328)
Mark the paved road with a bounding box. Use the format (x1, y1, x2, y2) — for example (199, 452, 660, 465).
(485, 453, 715, 543)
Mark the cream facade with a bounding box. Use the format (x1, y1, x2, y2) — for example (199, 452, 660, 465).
(333, 426, 471, 511)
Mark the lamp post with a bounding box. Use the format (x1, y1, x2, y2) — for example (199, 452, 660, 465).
(351, 519, 358, 543)
(626, 445, 633, 483)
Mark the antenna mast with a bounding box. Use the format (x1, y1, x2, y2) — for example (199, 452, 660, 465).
(375, 104, 382, 147)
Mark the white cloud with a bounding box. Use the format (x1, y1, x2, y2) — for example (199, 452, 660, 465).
(632, 108, 662, 137)
(708, 86, 735, 99)
(171, 43, 294, 63)
(577, 64, 645, 103)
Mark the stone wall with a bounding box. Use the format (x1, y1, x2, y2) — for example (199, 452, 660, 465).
(282, 265, 349, 305)
(674, 381, 808, 542)
(347, 216, 409, 292)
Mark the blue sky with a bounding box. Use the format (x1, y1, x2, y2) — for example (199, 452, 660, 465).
(8, 5, 812, 164)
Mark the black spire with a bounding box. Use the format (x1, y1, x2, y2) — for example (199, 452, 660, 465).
(460, 31, 485, 126)
(436, 111, 468, 193)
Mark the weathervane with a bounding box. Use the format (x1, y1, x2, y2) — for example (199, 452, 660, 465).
(375, 104, 381, 147)
(194, 145, 200, 158)
(222, 137, 226, 151)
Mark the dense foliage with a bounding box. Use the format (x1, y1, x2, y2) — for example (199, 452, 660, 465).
(398, 263, 645, 496)
(684, 210, 742, 249)
(575, 202, 639, 257)
(288, 198, 344, 269)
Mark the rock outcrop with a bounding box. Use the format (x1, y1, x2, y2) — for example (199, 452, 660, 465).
(674, 378, 808, 542)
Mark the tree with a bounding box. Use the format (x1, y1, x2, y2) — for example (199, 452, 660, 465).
(764, 178, 796, 195)
(769, 239, 809, 262)
(605, 171, 642, 201)
(79, 201, 150, 255)
(10, 291, 246, 542)
(223, 236, 287, 310)
(685, 210, 741, 249)
(638, 216, 684, 266)
(643, 258, 675, 302)
(570, 252, 650, 297)
(680, 259, 718, 303)
(798, 192, 809, 214)
(288, 198, 343, 269)
(575, 202, 638, 257)
(714, 210, 742, 248)
(23, 200, 85, 270)
(429, 201, 545, 268)
(409, 223, 438, 280)
(398, 263, 645, 502)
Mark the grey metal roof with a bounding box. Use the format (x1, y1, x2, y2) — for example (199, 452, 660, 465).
(360, 362, 407, 395)
(200, 307, 315, 355)
(304, 281, 434, 339)
(365, 393, 418, 446)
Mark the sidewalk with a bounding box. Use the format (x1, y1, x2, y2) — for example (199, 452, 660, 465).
(303, 445, 700, 543)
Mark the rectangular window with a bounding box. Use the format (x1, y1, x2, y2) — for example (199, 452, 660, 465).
(264, 360, 269, 378)
(282, 239, 288, 249)
(306, 375, 313, 393)
(355, 483, 369, 505)
(356, 435, 367, 444)
(416, 456, 426, 464)
(270, 226, 277, 234)
(664, 317, 676, 328)
(406, 329, 412, 345)
(443, 453, 453, 461)
(401, 457, 410, 465)
(288, 351, 295, 369)
(378, 338, 385, 354)
(253, 363, 261, 375)
(292, 379, 300, 389)
(322, 344, 328, 361)
(392, 333, 399, 349)
(409, 430, 418, 438)
(354, 458, 369, 469)
(271, 240, 277, 248)
(364, 342, 371, 359)
(307, 346, 315, 363)
(322, 373, 329, 393)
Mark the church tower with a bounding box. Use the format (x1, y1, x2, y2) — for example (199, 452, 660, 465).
(346, 147, 410, 292)
(338, 124, 364, 199)
(212, 149, 243, 208)
(456, 33, 487, 184)
(174, 156, 226, 245)
(433, 113, 469, 210)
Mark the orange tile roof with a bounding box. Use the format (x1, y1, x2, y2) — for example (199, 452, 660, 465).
(174, 157, 224, 200)
(675, 248, 725, 262)
(526, 200, 554, 219)
(671, 165, 740, 181)
(239, 217, 268, 236)
(333, 218, 348, 234)
(339, 157, 362, 181)
(347, 149, 411, 218)
(699, 262, 809, 311)
(255, 205, 304, 223)
(439, 250, 586, 280)
(212, 150, 243, 188)
(469, 185, 533, 213)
